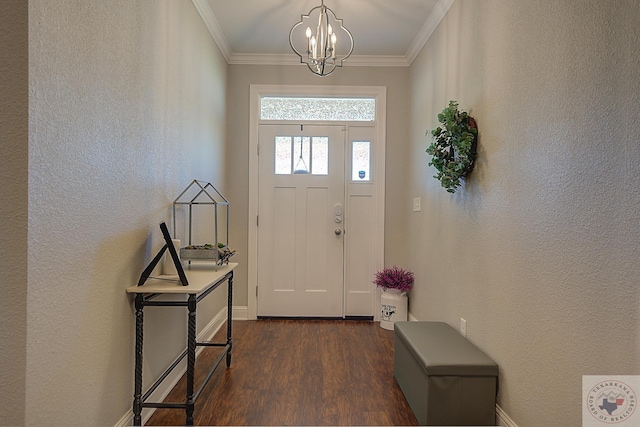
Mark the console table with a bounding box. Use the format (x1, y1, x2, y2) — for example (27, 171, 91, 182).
(127, 262, 237, 426)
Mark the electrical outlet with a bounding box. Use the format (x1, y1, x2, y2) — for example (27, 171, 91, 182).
(412, 197, 421, 212)
(460, 318, 467, 337)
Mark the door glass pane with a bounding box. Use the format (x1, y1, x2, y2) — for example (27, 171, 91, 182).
(311, 137, 329, 175)
(352, 141, 371, 181)
(293, 137, 311, 174)
(275, 135, 330, 176)
(275, 137, 292, 174)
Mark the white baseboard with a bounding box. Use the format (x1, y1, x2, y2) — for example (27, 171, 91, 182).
(115, 306, 229, 427)
(496, 404, 518, 427)
(232, 305, 249, 320)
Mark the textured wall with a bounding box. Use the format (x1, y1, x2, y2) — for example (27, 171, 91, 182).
(0, 1, 28, 425)
(27, 1, 227, 425)
(225, 65, 410, 308)
(407, 1, 640, 425)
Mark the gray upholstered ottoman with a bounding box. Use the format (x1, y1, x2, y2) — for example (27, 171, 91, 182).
(394, 321, 499, 426)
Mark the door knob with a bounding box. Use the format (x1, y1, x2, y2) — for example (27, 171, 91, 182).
(335, 229, 342, 236)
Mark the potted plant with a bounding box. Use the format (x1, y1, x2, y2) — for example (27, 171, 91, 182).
(426, 100, 478, 193)
(373, 266, 414, 330)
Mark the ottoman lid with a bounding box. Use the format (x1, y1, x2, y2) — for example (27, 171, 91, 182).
(395, 321, 498, 377)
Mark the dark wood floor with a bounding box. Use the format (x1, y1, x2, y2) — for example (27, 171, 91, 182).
(146, 319, 418, 426)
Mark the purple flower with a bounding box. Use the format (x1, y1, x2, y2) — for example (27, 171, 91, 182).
(373, 266, 414, 292)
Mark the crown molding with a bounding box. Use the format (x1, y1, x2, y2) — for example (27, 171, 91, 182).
(191, 0, 232, 62)
(193, 0, 454, 68)
(345, 55, 412, 67)
(227, 53, 411, 67)
(405, 0, 455, 65)
(228, 53, 301, 66)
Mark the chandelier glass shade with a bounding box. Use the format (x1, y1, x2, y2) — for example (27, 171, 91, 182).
(289, 0, 354, 77)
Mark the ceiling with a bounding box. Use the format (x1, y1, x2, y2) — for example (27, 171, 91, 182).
(194, 0, 453, 67)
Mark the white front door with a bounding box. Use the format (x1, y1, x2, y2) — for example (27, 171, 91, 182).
(257, 124, 345, 317)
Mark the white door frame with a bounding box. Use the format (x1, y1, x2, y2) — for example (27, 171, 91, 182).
(248, 84, 386, 320)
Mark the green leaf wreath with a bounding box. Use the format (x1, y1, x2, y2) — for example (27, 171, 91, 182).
(426, 101, 478, 193)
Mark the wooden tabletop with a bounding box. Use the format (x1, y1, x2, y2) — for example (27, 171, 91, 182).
(126, 262, 237, 294)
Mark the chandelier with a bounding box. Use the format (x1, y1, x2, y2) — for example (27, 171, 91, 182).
(289, 0, 354, 77)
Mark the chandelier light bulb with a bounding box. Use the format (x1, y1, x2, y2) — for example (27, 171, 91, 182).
(310, 36, 317, 59)
(331, 33, 337, 59)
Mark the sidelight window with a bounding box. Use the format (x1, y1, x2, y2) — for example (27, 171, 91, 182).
(352, 141, 371, 181)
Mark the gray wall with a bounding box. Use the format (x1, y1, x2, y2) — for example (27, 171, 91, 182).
(0, 1, 28, 425)
(24, 1, 228, 424)
(225, 65, 411, 308)
(406, 1, 640, 425)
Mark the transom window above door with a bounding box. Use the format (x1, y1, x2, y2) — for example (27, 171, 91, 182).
(261, 97, 375, 121)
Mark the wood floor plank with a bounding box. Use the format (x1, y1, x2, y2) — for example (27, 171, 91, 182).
(146, 319, 418, 426)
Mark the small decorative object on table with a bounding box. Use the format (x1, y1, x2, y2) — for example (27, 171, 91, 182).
(172, 180, 232, 268)
(216, 243, 236, 265)
(373, 266, 414, 330)
(181, 243, 236, 266)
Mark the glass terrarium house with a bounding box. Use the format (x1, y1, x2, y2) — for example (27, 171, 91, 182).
(172, 180, 230, 265)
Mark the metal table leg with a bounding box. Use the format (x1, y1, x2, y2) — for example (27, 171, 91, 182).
(226, 272, 233, 367)
(185, 294, 197, 426)
(133, 294, 144, 426)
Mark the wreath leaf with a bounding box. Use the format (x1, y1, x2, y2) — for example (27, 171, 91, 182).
(426, 101, 478, 193)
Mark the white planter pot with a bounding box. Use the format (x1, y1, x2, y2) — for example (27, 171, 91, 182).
(380, 288, 408, 330)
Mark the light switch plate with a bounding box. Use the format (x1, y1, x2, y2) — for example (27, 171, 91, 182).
(412, 197, 421, 212)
